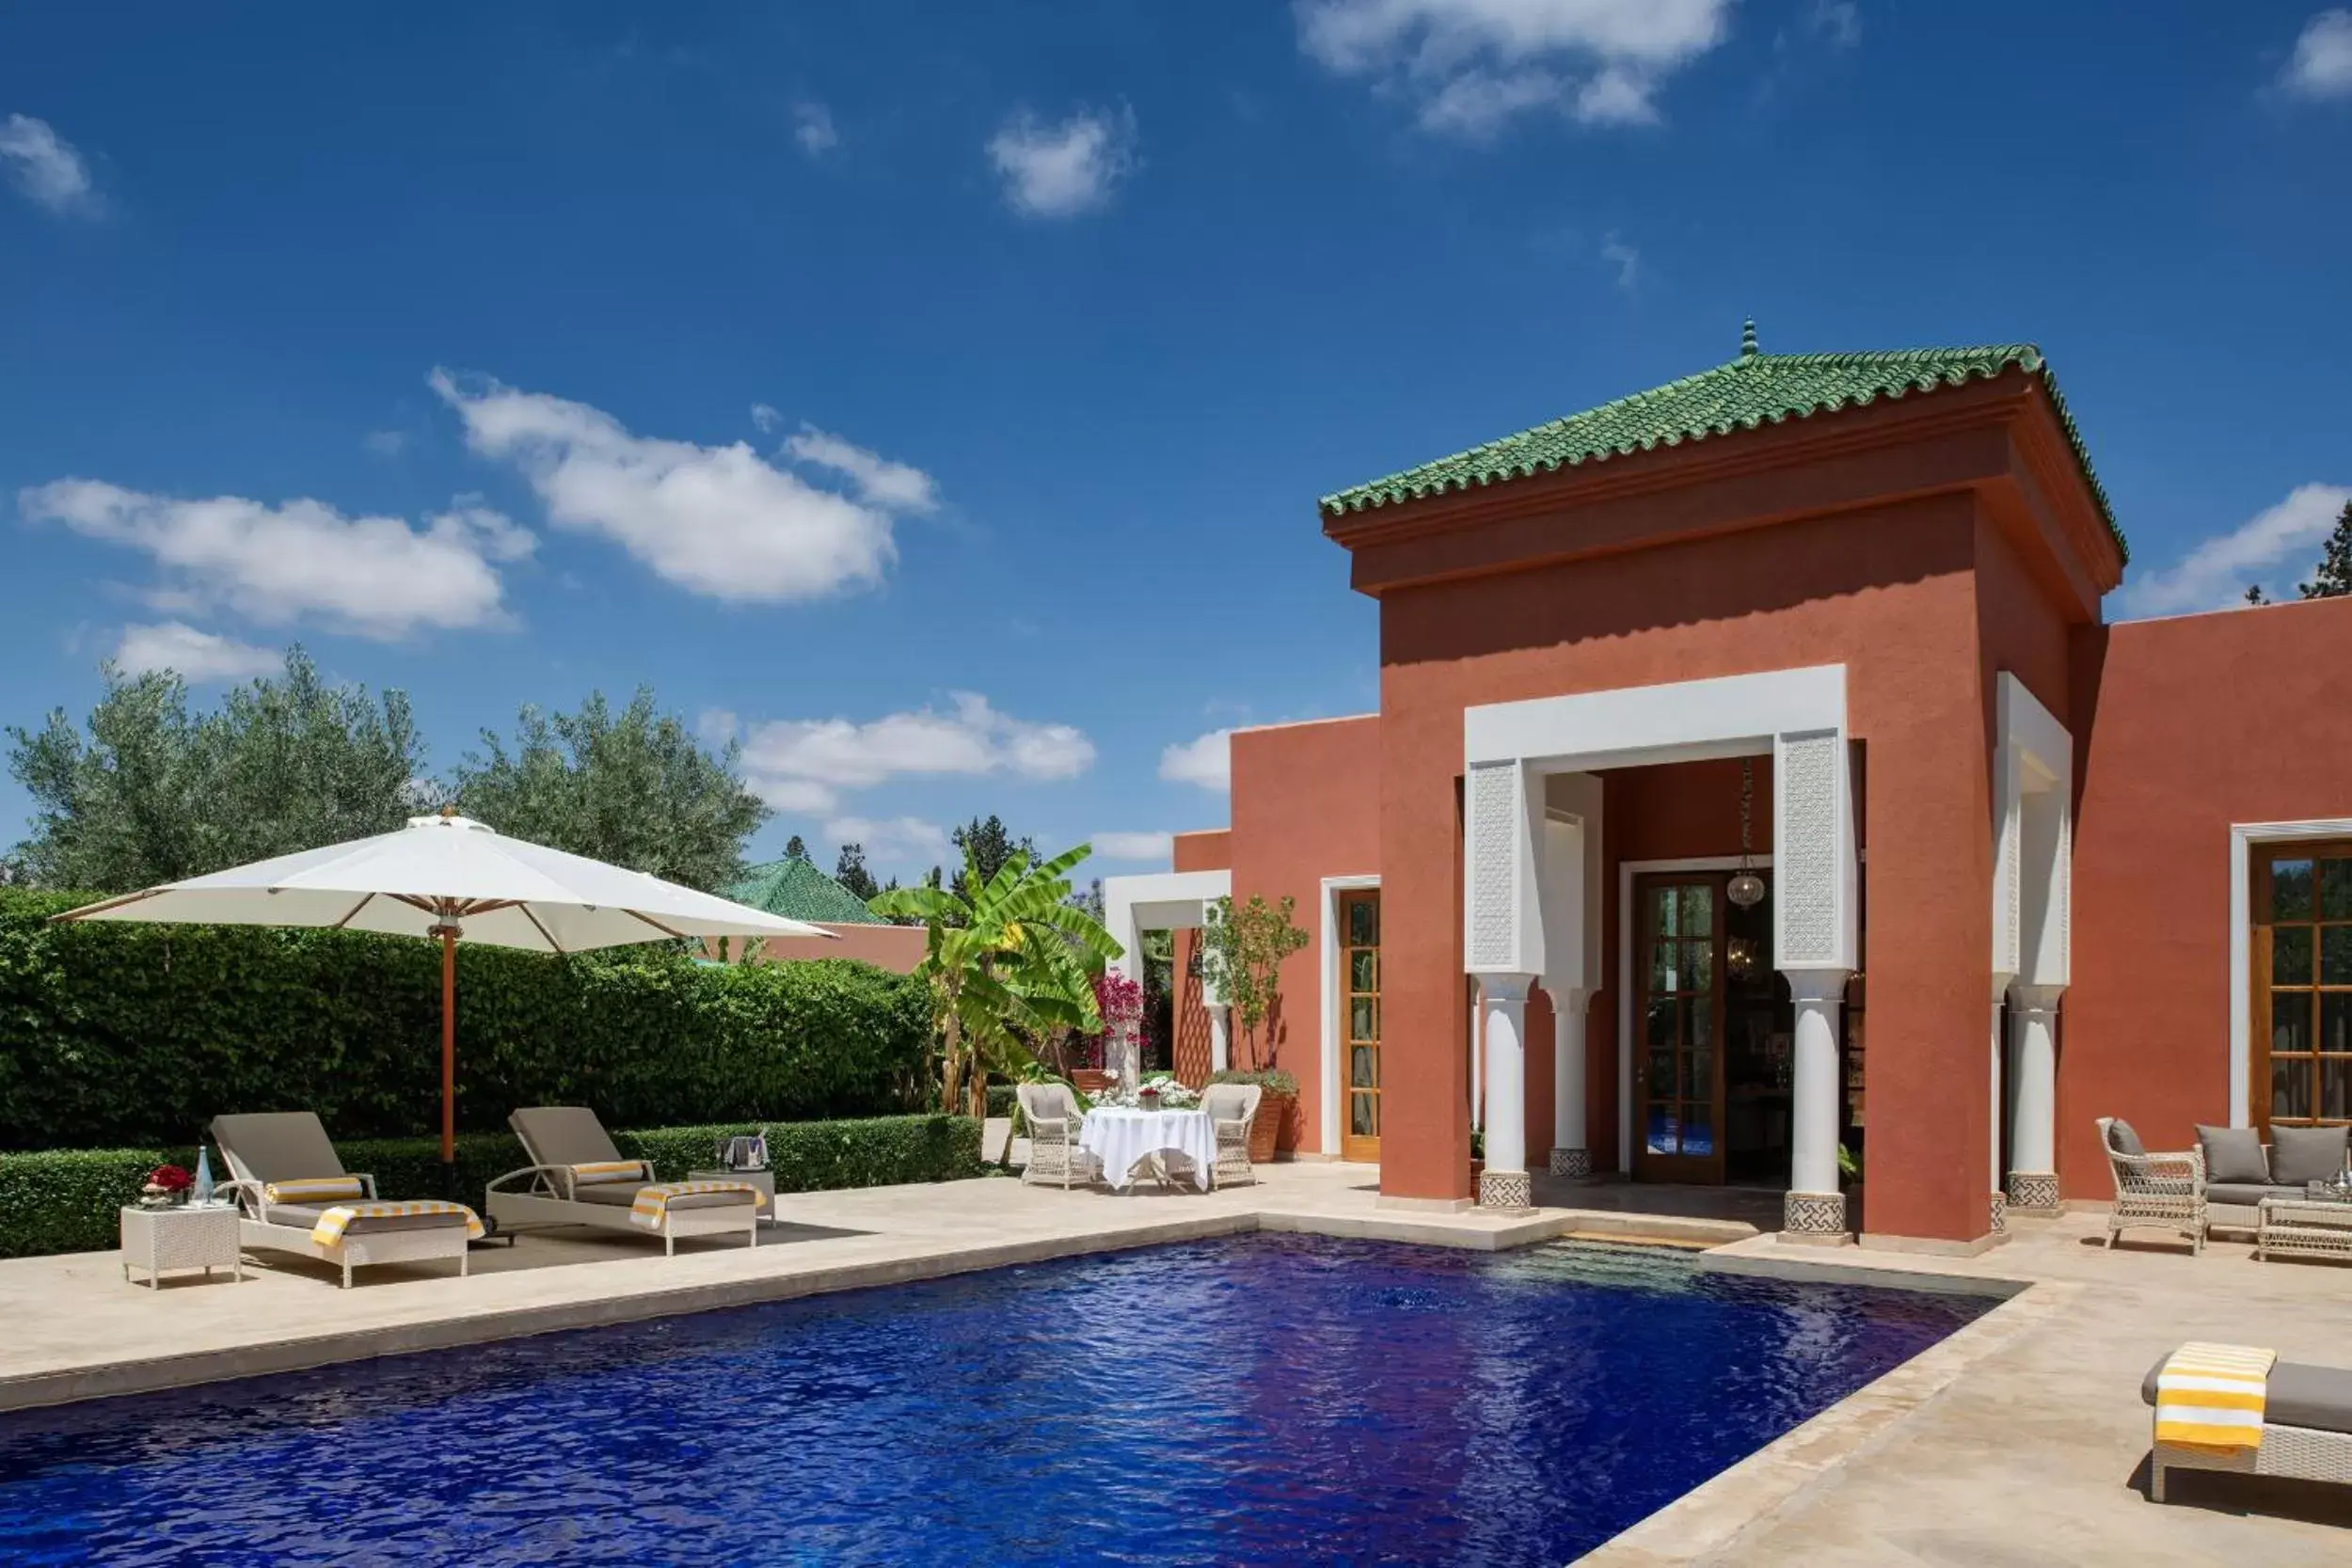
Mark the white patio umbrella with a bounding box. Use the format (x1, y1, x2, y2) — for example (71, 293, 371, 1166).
(54, 807, 832, 1174)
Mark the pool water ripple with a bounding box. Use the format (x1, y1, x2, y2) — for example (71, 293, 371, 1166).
(0, 1234, 1991, 1565)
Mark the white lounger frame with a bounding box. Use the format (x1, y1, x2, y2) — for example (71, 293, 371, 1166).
(214, 1174, 471, 1289)
(484, 1163, 758, 1256)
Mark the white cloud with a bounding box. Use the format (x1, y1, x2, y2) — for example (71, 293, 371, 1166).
(2112, 483, 2352, 617)
(363, 429, 408, 457)
(750, 403, 782, 435)
(1159, 728, 1233, 792)
(432, 370, 930, 603)
(111, 622, 279, 683)
(1295, 0, 1732, 135)
(0, 113, 96, 214)
(2284, 10, 2352, 97)
(1092, 831, 1174, 863)
(1600, 230, 1639, 288)
(824, 815, 950, 866)
(986, 106, 1137, 217)
(1807, 0, 1861, 48)
(20, 478, 532, 640)
(781, 424, 939, 513)
(734, 692, 1096, 813)
(793, 101, 840, 155)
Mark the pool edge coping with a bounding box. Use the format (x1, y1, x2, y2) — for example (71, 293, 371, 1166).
(1576, 1273, 2074, 1566)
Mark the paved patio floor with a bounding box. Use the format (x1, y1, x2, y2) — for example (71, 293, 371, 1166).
(4, 1164, 2350, 1564)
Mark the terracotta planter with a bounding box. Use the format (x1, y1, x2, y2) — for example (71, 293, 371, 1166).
(1273, 1091, 1304, 1154)
(1249, 1093, 1292, 1164)
(1072, 1069, 1113, 1094)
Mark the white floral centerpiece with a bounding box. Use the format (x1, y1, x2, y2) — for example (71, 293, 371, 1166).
(1093, 1070, 1199, 1110)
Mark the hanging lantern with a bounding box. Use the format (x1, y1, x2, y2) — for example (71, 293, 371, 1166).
(1728, 758, 1766, 909)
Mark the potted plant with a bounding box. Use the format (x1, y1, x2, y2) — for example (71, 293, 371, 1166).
(1201, 893, 1311, 1151)
(1209, 1069, 1297, 1164)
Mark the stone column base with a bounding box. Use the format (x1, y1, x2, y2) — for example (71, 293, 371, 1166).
(1988, 1191, 2008, 1234)
(1781, 1189, 1849, 1243)
(1478, 1169, 1534, 1212)
(1549, 1147, 1591, 1178)
(2004, 1171, 2061, 1214)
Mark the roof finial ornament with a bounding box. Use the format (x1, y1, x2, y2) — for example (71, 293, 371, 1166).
(1740, 318, 1758, 359)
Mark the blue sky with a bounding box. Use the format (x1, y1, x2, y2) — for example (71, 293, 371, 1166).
(4, 2, 2348, 879)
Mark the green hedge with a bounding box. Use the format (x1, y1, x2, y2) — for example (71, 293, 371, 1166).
(985, 1084, 1017, 1119)
(0, 889, 933, 1150)
(0, 1113, 982, 1259)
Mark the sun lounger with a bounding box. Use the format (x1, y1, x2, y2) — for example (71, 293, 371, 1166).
(2142, 1345, 2352, 1501)
(210, 1112, 477, 1289)
(485, 1106, 759, 1255)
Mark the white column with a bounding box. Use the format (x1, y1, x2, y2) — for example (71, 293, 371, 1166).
(1783, 967, 1851, 1240)
(2006, 984, 2064, 1212)
(1207, 1005, 1231, 1075)
(1478, 974, 1534, 1210)
(1469, 991, 1484, 1131)
(1987, 974, 2011, 1236)
(1545, 985, 1589, 1178)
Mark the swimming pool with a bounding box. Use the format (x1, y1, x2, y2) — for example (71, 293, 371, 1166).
(0, 1235, 1991, 1565)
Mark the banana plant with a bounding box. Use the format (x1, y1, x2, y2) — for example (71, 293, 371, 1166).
(870, 841, 1120, 1120)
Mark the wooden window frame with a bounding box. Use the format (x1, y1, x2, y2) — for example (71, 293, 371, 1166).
(2252, 839, 2352, 1134)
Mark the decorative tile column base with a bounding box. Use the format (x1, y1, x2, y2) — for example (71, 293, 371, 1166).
(1988, 1191, 2008, 1234)
(1478, 1169, 1534, 1212)
(2004, 1171, 2061, 1214)
(1780, 1189, 1849, 1243)
(1549, 1147, 1591, 1178)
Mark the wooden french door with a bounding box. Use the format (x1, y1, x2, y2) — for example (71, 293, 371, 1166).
(1340, 890, 1381, 1163)
(2253, 844, 2352, 1132)
(1634, 874, 1728, 1184)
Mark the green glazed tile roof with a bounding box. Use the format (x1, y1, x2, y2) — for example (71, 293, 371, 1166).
(723, 856, 885, 926)
(1321, 333, 2125, 561)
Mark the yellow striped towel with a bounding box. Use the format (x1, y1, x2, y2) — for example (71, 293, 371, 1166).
(265, 1178, 367, 1203)
(628, 1180, 758, 1231)
(2153, 1341, 2276, 1453)
(566, 1160, 647, 1187)
(308, 1201, 485, 1248)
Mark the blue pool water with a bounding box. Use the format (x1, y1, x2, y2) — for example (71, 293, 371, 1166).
(0, 1235, 1990, 1565)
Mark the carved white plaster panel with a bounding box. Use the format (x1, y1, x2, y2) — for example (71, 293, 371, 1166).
(1467, 762, 1518, 970)
(1776, 732, 1842, 966)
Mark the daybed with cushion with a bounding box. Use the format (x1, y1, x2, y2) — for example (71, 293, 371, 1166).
(2194, 1122, 2351, 1237)
(485, 1106, 759, 1255)
(2142, 1348, 2352, 1501)
(211, 1112, 477, 1289)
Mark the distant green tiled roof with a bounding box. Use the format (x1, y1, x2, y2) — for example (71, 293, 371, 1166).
(1321, 335, 2125, 562)
(723, 856, 884, 925)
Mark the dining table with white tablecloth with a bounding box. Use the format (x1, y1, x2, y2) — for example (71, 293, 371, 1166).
(1079, 1105, 1216, 1192)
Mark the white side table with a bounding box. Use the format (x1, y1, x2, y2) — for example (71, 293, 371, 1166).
(119, 1203, 243, 1290)
(688, 1167, 774, 1215)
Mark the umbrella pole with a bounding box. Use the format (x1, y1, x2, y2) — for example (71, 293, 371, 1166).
(439, 923, 457, 1194)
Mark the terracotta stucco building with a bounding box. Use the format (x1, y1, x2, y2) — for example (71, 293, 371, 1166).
(1103, 327, 2352, 1251)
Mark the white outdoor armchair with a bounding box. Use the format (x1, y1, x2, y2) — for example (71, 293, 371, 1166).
(1203, 1083, 1263, 1189)
(1019, 1083, 1101, 1190)
(2098, 1116, 2206, 1254)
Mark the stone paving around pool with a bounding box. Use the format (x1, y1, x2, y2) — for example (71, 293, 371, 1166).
(4, 1162, 2350, 1565)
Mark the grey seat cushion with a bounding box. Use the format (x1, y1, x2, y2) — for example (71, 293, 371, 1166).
(2204, 1181, 2309, 1208)
(2270, 1124, 2350, 1186)
(2106, 1119, 2146, 1158)
(511, 1106, 627, 1169)
(263, 1202, 469, 1235)
(2141, 1353, 2352, 1436)
(572, 1182, 750, 1211)
(211, 1113, 347, 1185)
(2196, 1124, 2271, 1185)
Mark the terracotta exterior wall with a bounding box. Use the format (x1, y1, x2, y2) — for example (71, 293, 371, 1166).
(1224, 716, 1382, 1154)
(2065, 595, 2352, 1191)
(722, 923, 926, 974)
(1377, 493, 2003, 1238)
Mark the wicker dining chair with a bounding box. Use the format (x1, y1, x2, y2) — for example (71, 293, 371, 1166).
(1018, 1083, 1100, 1190)
(1203, 1083, 1263, 1189)
(2098, 1116, 2206, 1253)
